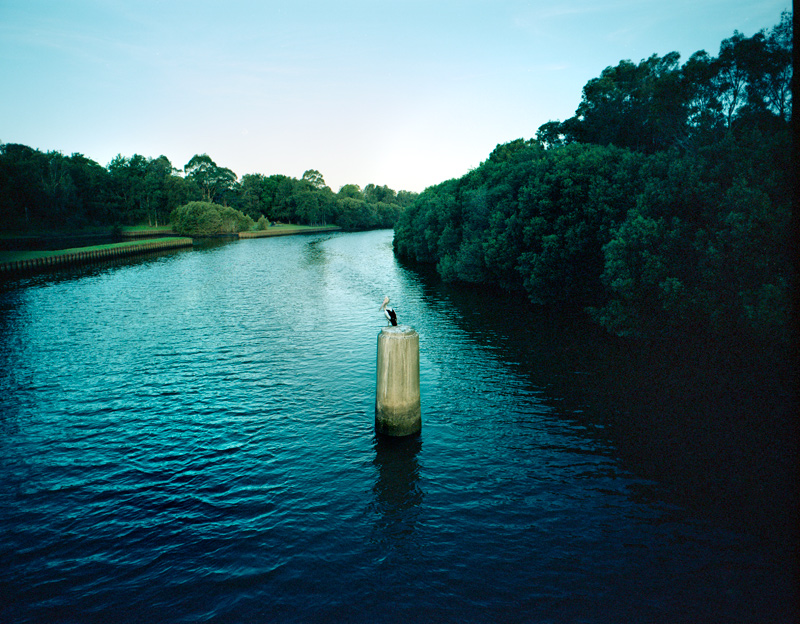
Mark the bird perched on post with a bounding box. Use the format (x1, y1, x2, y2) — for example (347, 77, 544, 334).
(380, 296, 398, 326)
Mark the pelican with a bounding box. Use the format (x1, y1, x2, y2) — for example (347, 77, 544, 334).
(380, 296, 398, 326)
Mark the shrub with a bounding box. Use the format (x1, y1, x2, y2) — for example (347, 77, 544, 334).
(170, 201, 253, 236)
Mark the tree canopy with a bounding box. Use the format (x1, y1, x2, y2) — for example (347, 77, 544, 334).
(0, 147, 416, 232)
(394, 13, 793, 347)
(537, 11, 792, 152)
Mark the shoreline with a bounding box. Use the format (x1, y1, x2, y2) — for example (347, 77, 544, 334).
(238, 225, 341, 238)
(0, 225, 177, 243)
(0, 225, 343, 276)
(0, 237, 193, 276)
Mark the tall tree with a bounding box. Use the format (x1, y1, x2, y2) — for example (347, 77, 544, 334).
(338, 184, 364, 200)
(714, 32, 757, 126)
(142, 156, 174, 226)
(184, 154, 237, 203)
(108, 154, 148, 223)
(744, 11, 793, 121)
(681, 51, 725, 141)
(563, 52, 685, 152)
(0, 143, 48, 228)
(301, 169, 327, 191)
(364, 183, 397, 204)
(42, 152, 78, 226)
(238, 173, 269, 220)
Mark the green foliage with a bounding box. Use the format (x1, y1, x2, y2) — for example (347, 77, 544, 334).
(336, 197, 375, 231)
(219, 205, 255, 234)
(0, 145, 414, 233)
(170, 201, 253, 236)
(0, 144, 117, 229)
(184, 154, 237, 203)
(394, 13, 792, 347)
(338, 184, 364, 200)
(220, 169, 411, 230)
(542, 11, 792, 152)
(301, 169, 327, 190)
(107, 153, 196, 227)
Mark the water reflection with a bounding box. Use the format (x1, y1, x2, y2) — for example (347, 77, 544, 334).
(302, 234, 340, 266)
(1, 230, 795, 623)
(401, 255, 798, 541)
(0, 246, 196, 290)
(370, 434, 423, 543)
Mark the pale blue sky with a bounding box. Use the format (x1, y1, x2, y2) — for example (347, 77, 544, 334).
(0, 0, 790, 193)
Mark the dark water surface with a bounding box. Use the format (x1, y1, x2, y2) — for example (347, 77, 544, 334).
(1, 230, 796, 623)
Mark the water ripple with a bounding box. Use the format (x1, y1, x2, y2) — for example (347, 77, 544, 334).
(0, 231, 795, 623)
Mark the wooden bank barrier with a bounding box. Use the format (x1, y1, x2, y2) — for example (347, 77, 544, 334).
(0, 238, 193, 277)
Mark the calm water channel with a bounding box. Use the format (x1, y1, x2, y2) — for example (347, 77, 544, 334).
(0, 230, 796, 623)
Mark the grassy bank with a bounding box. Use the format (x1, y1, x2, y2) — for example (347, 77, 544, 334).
(0, 237, 193, 275)
(0, 225, 174, 240)
(118, 225, 175, 237)
(0, 237, 186, 263)
(0, 223, 339, 274)
(239, 224, 341, 238)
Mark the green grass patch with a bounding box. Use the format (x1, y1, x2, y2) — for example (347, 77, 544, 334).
(258, 224, 340, 234)
(239, 224, 341, 238)
(0, 237, 191, 264)
(119, 225, 174, 233)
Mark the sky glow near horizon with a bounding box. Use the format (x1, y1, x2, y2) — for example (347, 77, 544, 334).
(0, 0, 791, 194)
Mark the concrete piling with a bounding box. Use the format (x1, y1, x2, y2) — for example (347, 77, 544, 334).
(375, 325, 421, 436)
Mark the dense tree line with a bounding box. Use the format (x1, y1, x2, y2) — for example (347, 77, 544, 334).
(0, 148, 415, 233)
(394, 13, 793, 345)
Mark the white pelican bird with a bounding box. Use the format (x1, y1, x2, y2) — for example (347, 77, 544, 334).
(380, 296, 398, 326)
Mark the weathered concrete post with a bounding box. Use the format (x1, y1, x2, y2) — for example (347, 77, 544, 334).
(375, 325, 421, 436)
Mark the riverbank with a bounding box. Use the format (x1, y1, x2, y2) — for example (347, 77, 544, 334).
(0, 226, 179, 251)
(238, 224, 341, 238)
(0, 237, 193, 276)
(0, 224, 342, 276)
(116, 226, 176, 238)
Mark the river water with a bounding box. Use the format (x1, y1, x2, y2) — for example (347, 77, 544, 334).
(0, 230, 796, 623)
